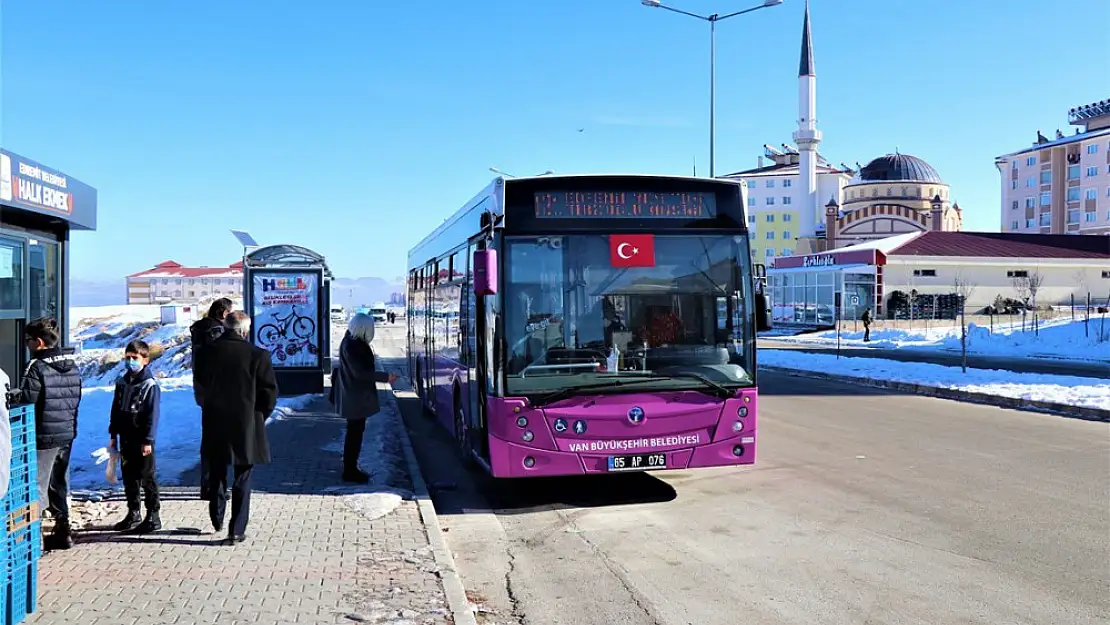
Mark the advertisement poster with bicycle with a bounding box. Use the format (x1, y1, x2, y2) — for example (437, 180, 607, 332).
(251, 271, 320, 368)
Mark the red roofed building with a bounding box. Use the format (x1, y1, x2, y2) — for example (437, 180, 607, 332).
(126, 260, 244, 304)
(769, 231, 1110, 325)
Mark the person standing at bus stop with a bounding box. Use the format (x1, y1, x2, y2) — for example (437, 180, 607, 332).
(195, 311, 277, 543)
(335, 313, 397, 484)
(190, 298, 234, 500)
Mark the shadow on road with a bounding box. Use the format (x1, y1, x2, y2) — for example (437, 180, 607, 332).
(756, 369, 914, 398)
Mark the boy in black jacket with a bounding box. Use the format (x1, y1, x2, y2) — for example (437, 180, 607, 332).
(18, 317, 82, 550)
(108, 340, 162, 534)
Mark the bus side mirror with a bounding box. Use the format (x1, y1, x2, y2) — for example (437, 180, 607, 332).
(754, 293, 772, 332)
(473, 249, 498, 296)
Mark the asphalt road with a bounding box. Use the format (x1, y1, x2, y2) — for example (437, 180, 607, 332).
(370, 324, 1110, 625)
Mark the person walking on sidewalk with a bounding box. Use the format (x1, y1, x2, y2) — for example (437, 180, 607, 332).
(108, 340, 163, 534)
(335, 313, 397, 484)
(15, 317, 81, 550)
(861, 308, 873, 342)
(195, 311, 278, 544)
(190, 297, 233, 501)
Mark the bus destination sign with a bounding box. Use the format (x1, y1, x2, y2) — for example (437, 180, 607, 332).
(534, 191, 717, 219)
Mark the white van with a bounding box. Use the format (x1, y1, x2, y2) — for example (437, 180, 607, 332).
(329, 305, 346, 323)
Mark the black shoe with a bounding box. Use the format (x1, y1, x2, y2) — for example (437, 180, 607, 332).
(210, 514, 224, 534)
(112, 510, 142, 533)
(50, 518, 74, 550)
(224, 534, 247, 545)
(133, 511, 162, 534)
(342, 467, 370, 484)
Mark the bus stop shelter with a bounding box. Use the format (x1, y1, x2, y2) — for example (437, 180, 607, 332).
(242, 244, 333, 396)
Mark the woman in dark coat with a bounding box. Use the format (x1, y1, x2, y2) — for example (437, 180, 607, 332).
(335, 313, 397, 483)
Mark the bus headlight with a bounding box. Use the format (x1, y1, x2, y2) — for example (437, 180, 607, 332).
(732, 445, 744, 457)
(737, 406, 748, 417)
(516, 416, 528, 428)
(732, 421, 744, 433)
(522, 430, 534, 442)
(524, 456, 536, 468)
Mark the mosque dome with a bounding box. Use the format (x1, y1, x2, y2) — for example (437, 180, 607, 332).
(855, 153, 944, 184)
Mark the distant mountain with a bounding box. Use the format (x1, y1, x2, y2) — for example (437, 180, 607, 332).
(330, 276, 404, 310)
(70, 279, 126, 307)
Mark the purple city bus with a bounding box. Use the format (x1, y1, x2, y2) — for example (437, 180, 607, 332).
(407, 174, 770, 478)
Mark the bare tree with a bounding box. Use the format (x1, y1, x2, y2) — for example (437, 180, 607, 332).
(1026, 270, 1044, 334)
(953, 272, 977, 373)
(1013, 270, 1045, 334)
(1071, 268, 1089, 322)
(1072, 268, 1089, 297)
(1012, 274, 1031, 332)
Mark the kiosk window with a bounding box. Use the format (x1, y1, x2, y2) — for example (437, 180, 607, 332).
(29, 239, 60, 320)
(0, 239, 24, 312)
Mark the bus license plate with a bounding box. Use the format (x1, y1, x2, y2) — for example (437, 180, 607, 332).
(607, 453, 666, 472)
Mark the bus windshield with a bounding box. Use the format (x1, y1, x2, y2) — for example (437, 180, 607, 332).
(504, 233, 754, 396)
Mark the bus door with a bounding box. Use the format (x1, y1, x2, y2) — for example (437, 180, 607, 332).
(423, 260, 436, 407)
(462, 243, 488, 459)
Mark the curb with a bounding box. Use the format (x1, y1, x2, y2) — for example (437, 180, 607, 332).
(761, 366, 1110, 422)
(385, 389, 479, 625)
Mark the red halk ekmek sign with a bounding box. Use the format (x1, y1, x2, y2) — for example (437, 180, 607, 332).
(610, 234, 656, 268)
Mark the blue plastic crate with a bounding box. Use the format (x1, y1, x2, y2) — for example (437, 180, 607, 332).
(4, 504, 36, 538)
(7, 405, 37, 503)
(5, 464, 34, 495)
(1, 482, 33, 517)
(6, 560, 36, 625)
(7, 450, 34, 484)
(7, 406, 34, 443)
(5, 523, 39, 568)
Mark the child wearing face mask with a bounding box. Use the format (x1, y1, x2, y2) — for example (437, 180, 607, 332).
(108, 339, 162, 533)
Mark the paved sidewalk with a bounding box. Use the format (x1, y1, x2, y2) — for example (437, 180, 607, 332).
(30, 393, 454, 625)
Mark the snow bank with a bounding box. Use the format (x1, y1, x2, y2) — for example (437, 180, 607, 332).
(759, 349, 1110, 411)
(65, 305, 322, 492)
(71, 305, 195, 386)
(771, 317, 1110, 362)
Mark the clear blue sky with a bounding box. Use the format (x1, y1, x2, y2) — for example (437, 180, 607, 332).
(2, 0, 1107, 281)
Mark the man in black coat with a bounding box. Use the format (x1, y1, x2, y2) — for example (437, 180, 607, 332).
(194, 311, 278, 544)
(190, 297, 233, 500)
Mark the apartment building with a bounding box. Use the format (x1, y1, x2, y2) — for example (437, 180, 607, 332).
(722, 146, 852, 263)
(126, 260, 243, 304)
(995, 99, 1110, 236)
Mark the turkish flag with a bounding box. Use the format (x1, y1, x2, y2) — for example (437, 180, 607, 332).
(610, 234, 656, 268)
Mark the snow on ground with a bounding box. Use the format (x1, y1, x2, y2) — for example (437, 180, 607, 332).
(769, 317, 1110, 362)
(759, 349, 1110, 411)
(310, 387, 412, 505)
(67, 305, 319, 493)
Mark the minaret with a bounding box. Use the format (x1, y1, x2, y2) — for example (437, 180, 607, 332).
(792, 0, 822, 243)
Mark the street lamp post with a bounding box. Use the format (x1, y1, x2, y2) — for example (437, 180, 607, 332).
(641, 0, 783, 177)
(489, 167, 555, 178)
